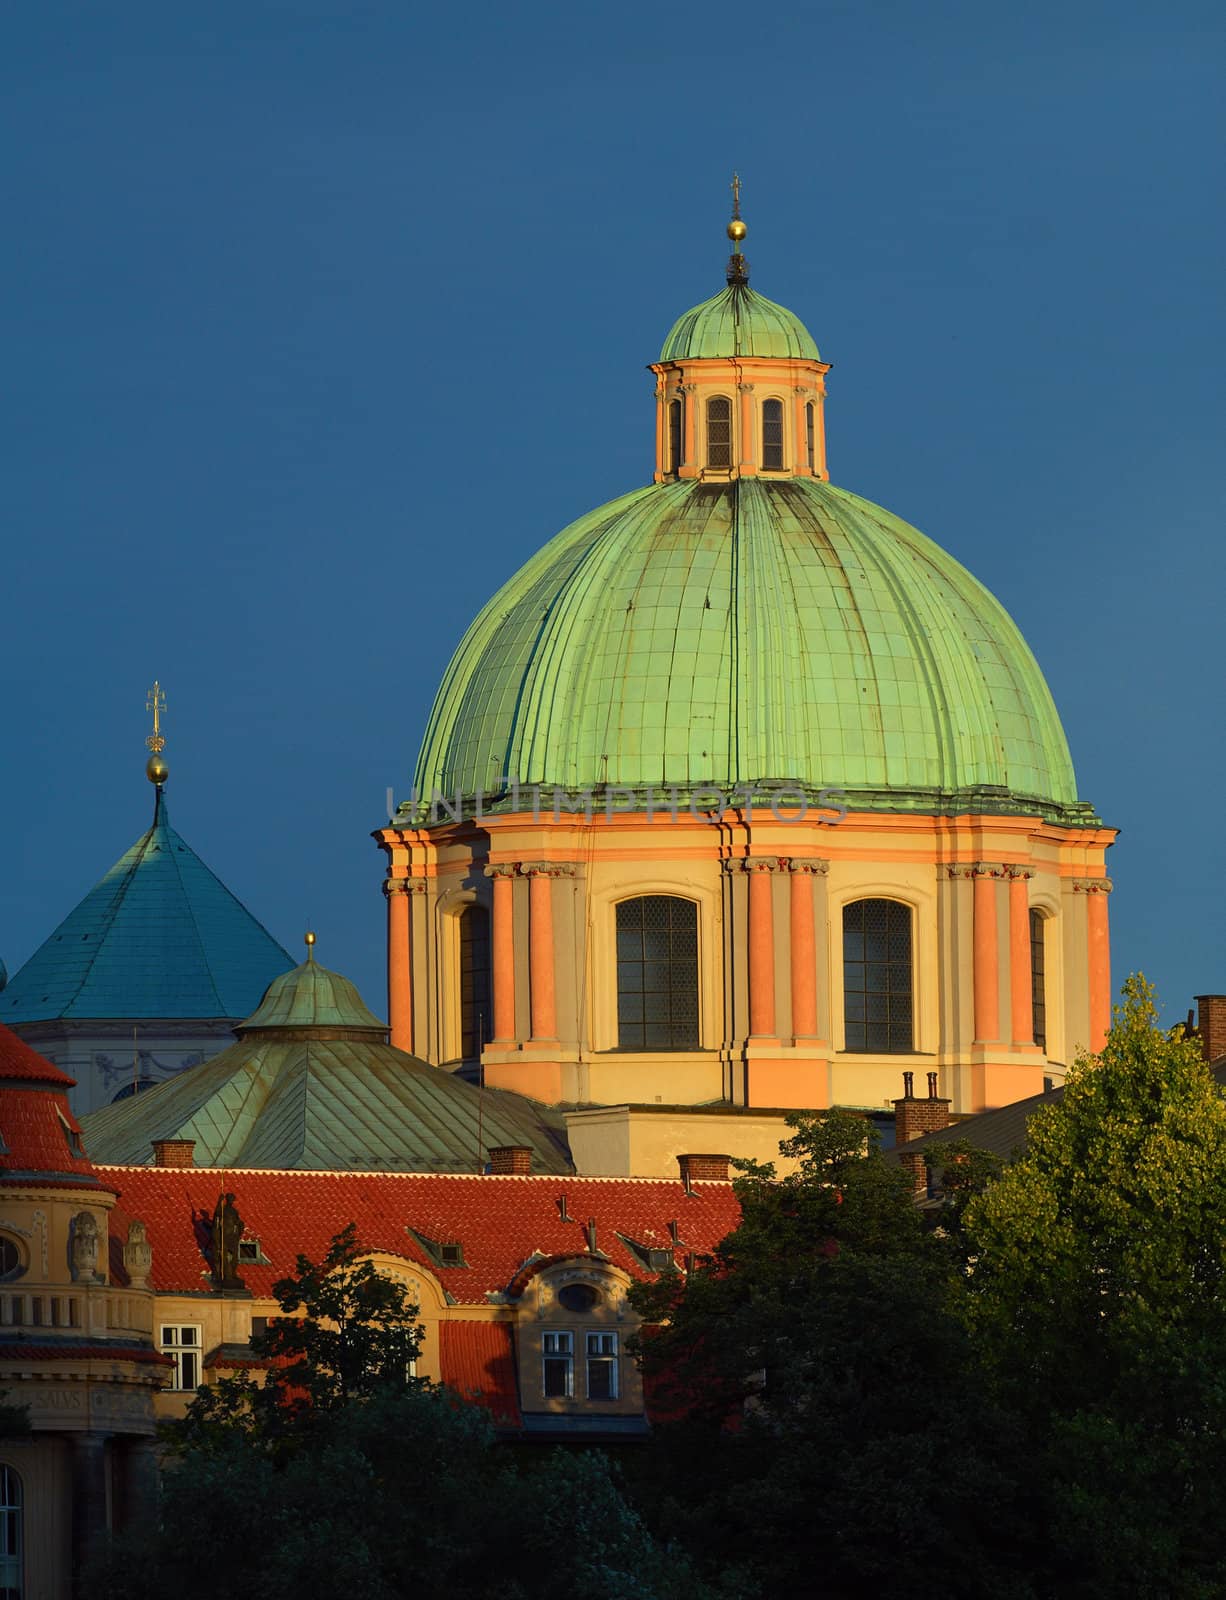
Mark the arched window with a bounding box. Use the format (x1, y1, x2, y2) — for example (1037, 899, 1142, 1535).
(762, 398, 784, 470)
(616, 896, 699, 1050)
(706, 396, 732, 469)
(668, 397, 683, 475)
(806, 401, 816, 472)
(0, 1465, 21, 1600)
(459, 905, 492, 1060)
(1030, 909, 1047, 1051)
(843, 899, 913, 1052)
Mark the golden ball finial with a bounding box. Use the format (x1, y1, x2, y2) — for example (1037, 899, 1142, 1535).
(727, 218, 747, 243)
(145, 753, 169, 786)
(304, 930, 316, 948)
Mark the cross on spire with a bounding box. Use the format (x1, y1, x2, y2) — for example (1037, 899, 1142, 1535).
(145, 681, 166, 754)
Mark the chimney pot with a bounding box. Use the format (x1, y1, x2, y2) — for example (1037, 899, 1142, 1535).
(488, 1145, 532, 1175)
(902, 1070, 915, 1098)
(152, 1138, 195, 1168)
(927, 1071, 939, 1099)
(1195, 996, 1226, 1064)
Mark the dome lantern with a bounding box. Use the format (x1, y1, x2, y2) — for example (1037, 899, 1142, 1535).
(651, 180, 830, 485)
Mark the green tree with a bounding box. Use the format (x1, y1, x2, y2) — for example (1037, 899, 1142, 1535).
(94, 1226, 704, 1600)
(630, 1113, 1034, 1599)
(960, 975, 1226, 1597)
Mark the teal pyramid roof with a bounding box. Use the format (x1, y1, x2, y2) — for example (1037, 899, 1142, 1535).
(2, 790, 294, 1025)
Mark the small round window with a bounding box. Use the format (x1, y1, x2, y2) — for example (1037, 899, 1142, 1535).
(557, 1283, 599, 1314)
(0, 1236, 23, 1280)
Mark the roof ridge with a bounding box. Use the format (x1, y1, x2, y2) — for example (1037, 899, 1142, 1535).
(160, 812, 229, 1016)
(95, 1163, 719, 1186)
(50, 812, 161, 1016)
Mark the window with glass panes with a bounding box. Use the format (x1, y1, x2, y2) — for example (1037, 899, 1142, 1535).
(459, 905, 492, 1060)
(616, 897, 699, 1050)
(160, 1324, 201, 1390)
(542, 1331, 573, 1397)
(0, 1466, 19, 1600)
(586, 1332, 618, 1399)
(668, 397, 683, 474)
(806, 401, 816, 471)
(706, 396, 732, 468)
(1030, 909, 1047, 1051)
(762, 398, 784, 469)
(842, 900, 913, 1052)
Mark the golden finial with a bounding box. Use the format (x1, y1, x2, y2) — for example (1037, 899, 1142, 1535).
(304, 930, 316, 962)
(727, 172, 747, 244)
(144, 680, 169, 786)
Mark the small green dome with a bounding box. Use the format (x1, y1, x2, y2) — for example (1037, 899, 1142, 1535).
(241, 956, 386, 1035)
(661, 282, 820, 362)
(412, 478, 1085, 823)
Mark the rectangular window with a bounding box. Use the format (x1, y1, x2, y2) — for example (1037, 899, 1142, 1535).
(542, 1330, 574, 1398)
(586, 1331, 619, 1400)
(843, 898, 913, 1053)
(761, 398, 784, 470)
(160, 1324, 202, 1391)
(1030, 909, 1047, 1052)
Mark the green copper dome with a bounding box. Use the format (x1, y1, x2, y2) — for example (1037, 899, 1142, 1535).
(411, 478, 1086, 822)
(660, 282, 820, 362)
(240, 951, 386, 1035)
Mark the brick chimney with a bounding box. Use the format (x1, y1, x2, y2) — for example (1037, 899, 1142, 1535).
(1195, 997, 1226, 1063)
(678, 1153, 731, 1193)
(893, 1072, 950, 1193)
(488, 1145, 533, 1175)
(152, 1138, 195, 1169)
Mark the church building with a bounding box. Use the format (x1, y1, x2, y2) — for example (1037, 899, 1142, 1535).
(376, 197, 1115, 1176)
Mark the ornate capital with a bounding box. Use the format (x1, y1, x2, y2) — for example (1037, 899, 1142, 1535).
(787, 858, 830, 875)
(484, 863, 518, 880)
(1002, 864, 1035, 880)
(737, 857, 781, 874)
(947, 861, 1005, 880)
(682, 383, 698, 394)
(737, 383, 755, 394)
(1073, 877, 1113, 895)
(520, 862, 578, 879)
(793, 385, 812, 396)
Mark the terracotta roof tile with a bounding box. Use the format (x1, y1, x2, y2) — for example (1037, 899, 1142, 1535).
(101, 1168, 741, 1305)
(438, 1321, 520, 1425)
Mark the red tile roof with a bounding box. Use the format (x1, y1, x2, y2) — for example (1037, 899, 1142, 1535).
(0, 1026, 112, 1192)
(100, 1168, 742, 1304)
(438, 1321, 520, 1425)
(0, 1343, 170, 1365)
(0, 1023, 76, 1087)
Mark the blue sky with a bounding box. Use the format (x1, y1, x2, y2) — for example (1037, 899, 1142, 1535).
(2, 0, 1222, 1024)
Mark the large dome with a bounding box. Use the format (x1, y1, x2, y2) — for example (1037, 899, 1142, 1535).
(412, 476, 1084, 822)
(660, 282, 820, 361)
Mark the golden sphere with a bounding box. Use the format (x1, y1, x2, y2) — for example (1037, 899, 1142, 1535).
(304, 931, 316, 947)
(145, 753, 169, 785)
(727, 219, 747, 242)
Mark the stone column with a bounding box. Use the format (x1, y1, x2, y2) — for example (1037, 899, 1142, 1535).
(971, 863, 1002, 1045)
(485, 864, 517, 1044)
(1006, 866, 1035, 1046)
(738, 383, 755, 469)
(788, 860, 827, 1038)
(124, 1438, 161, 1534)
(682, 384, 697, 471)
(524, 864, 558, 1041)
(1079, 878, 1113, 1052)
(72, 1431, 109, 1588)
(793, 386, 807, 474)
(384, 878, 414, 1053)
(745, 859, 778, 1037)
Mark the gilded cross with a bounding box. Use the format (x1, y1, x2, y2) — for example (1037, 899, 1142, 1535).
(145, 681, 166, 754)
(730, 172, 742, 220)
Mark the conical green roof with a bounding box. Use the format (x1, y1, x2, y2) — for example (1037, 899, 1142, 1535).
(412, 477, 1085, 822)
(660, 282, 819, 362)
(79, 956, 571, 1174)
(2, 791, 293, 1025)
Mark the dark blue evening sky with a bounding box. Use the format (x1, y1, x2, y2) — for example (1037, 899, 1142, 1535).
(2, 0, 1222, 1025)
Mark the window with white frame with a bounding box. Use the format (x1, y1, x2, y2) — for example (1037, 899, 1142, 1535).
(160, 1324, 202, 1391)
(542, 1330, 574, 1398)
(586, 1331, 619, 1400)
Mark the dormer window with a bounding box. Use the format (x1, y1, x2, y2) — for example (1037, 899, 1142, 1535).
(57, 1108, 85, 1160)
(762, 399, 784, 470)
(706, 396, 732, 469)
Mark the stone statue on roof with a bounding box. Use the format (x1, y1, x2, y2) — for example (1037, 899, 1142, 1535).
(211, 1191, 246, 1292)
